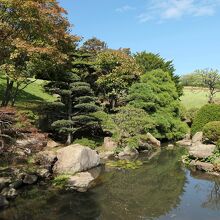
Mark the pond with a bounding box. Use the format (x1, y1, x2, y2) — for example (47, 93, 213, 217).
(1, 148, 220, 220)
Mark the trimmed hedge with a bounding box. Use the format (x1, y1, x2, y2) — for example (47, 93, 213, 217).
(203, 121, 220, 143)
(191, 104, 220, 135)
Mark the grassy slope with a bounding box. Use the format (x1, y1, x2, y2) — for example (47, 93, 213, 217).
(0, 77, 55, 110)
(181, 86, 220, 109)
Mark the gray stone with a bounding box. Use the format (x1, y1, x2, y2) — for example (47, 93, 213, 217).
(195, 161, 214, 172)
(23, 174, 38, 185)
(99, 151, 114, 160)
(0, 196, 9, 208)
(118, 146, 139, 160)
(146, 133, 161, 148)
(192, 132, 203, 145)
(67, 167, 101, 192)
(189, 144, 216, 159)
(176, 139, 192, 147)
(1, 188, 18, 199)
(54, 144, 100, 175)
(0, 177, 11, 191)
(103, 137, 117, 151)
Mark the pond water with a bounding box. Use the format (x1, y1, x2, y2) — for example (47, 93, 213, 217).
(1, 148, 220, 220)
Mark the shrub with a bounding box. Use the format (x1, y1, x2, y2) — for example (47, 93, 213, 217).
(191, 104, 220, 135)
(152, 112, 189, 140)
(203, 121, 220, 143)
(112, 106, 155, 149)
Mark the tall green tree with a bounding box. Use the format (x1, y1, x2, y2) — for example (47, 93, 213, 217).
(95, 49, 141, 110)
(134, 52, 182, 96)
(128, 69, 188, 140)
(48, 72, 99, 144)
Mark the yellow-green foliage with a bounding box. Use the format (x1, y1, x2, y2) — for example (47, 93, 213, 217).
(203, 121, 220, 143)
(191, 104, 220, 135)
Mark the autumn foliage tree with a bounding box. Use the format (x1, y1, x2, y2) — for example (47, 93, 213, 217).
(0, 0, 78, 106)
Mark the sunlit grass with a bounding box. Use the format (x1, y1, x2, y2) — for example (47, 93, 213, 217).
(181, 86, 220, 109)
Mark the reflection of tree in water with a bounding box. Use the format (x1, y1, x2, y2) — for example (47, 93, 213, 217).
(92, 149, 187, 220)
(190, 170, 220, 211)
(202, 181, 220, 210)
(0, 188, 101, 220)
(0, 149, 186, 220)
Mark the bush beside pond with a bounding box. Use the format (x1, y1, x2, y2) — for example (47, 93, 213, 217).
(191, 104, 220, 135)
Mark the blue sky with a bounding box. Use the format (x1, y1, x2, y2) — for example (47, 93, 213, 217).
(59, 0, 220, 75)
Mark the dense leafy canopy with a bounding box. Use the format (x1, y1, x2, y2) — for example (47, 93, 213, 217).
(134, 52, 182, 96)
(0, 0, 79, 106)
(128, 69, 188, 140)
(95, 49, 141, 110)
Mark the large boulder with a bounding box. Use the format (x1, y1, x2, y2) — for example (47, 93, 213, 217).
(67, 167, 101, 192)
(192, 132, 203, 146)
(103, 137, 117, 151)
(189, 144, 216, 159)
(53, 144, 100, 175)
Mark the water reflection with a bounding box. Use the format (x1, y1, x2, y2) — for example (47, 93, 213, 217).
(191, 171, 220, 211)
(0, 189, 101, 220)
(2, 148, 220, 220)
(91, 149, 186, 220)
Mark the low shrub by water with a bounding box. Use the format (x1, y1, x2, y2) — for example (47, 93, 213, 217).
(191, 104, 220, 135)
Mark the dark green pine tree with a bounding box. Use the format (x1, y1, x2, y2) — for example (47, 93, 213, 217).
(49, 71, 100, 145)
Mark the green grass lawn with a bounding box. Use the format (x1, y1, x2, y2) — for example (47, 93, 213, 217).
(181, 86, 220, 109)
(0, 77, 55, 110)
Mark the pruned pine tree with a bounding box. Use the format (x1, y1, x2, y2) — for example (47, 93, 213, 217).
(48, 72, 99, 145)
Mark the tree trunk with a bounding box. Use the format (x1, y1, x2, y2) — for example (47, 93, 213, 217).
(1, 78, 14, 107)
(66, 94, 72, 145)
(11, 83, 19, 107)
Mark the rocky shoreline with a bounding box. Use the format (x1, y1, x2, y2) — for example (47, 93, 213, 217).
(0, 132, 161, 209)
(178, 132, 220, 176)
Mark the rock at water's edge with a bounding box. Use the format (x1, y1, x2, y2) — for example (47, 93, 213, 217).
(67, 167, 101, 192)
(189, 144, 216, 159)
(53, 144, 100, 174)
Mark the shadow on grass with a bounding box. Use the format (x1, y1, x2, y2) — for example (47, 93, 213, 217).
(0, 81, 50, 110)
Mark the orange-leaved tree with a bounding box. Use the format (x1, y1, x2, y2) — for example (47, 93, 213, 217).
(0, 0, 79, 106)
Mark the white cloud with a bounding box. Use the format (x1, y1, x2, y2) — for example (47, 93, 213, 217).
(116, 5, 136, 13)
(138, 0, 220, 23)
